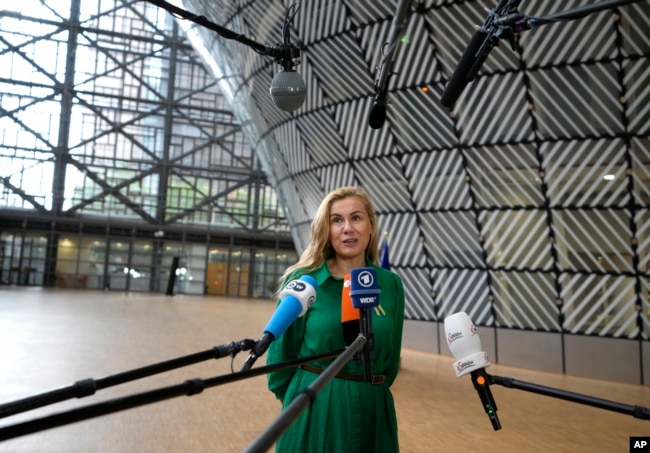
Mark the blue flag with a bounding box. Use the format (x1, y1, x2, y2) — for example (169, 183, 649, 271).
(380, 237, 391, 270)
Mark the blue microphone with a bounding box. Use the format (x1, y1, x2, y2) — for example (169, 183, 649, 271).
(264, 275, 316, 337)
(350, 267, 380, 308)
(241, 275, 317, 371)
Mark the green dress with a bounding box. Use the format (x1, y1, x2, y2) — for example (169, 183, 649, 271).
(266, 262, 405, 452)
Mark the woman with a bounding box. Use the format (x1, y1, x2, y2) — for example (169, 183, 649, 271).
(266, 186, 405, 452)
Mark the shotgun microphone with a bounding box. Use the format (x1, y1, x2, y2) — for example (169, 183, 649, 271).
(440, 0, 521, 109)
(368, 0, 413, 128)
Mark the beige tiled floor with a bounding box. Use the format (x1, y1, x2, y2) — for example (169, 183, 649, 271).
(1, 287, 649, 452)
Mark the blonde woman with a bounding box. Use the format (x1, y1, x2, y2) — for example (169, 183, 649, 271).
(266, 186, 405, 452)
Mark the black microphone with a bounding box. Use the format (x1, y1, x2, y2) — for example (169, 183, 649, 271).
(368, 0, 413, 129)
(440, 0, 521, 109)
(440, 28, 490, 109)
(349, 267, 380, 382)
(444, 312, 501, 430)
(241, 275, 317, 371)
(368, 101, 389, 130)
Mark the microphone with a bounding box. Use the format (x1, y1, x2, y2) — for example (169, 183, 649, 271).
(368, 0, 413, 129)
(269, 4, 306, 112)
(440, 0, 520, 109)
(444, 312, 502, 430)
(270, 67, 306, 112)
(349, 268, 380, 310)
(439, 28, 491, 109)
(368, 101, 389, 130)
(349, 267, 380, 381)
(341, 274, 360, 346)
(241, 275, 317, 371)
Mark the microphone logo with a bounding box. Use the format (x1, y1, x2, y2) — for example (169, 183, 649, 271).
(350, 267, 380, 309)
(285, 280, 316, 307)
(456, 352, 490, 373)
(447, 331, 463, 345)
(285, 280, 306, 291)
(356, 270, 375, 288)
(457, 360, 475, 373)
(446, 323, 477, 345)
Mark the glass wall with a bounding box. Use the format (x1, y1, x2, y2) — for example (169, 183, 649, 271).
(205, 245, 298, 298)
(0, 229, 297, 298)
(0, 0, 296, 299)
(0, 233, 48, 286)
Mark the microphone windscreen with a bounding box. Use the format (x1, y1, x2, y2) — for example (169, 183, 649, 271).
(341, 275, 357, 323)
(444, 312, 491, 377)
(270, 69, 306, 112)
(350, 267, 380, 308)
(298, 274, 317, 289)
(341, 274, 360, 345)
(368, 103, 387, 129)
(444, 312, 482, 359)
(440, 29, 489, 109)
(264, 295, 303, 338)
(265, 275, 317, 337)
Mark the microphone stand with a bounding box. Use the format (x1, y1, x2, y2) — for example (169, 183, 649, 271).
(475, 0, 643, 64)
(479, 370, 650, 430)
(495, 0, 644, 30)
(0, 350, 345, 442)
(441, 0, 643, 108)
(368, 0, 413, 129)
(0, 340, 256, 419)
(144, 0, 299, 67)
(243, 335, 367, 453)
(359, 307, 374, 383)
(472, 369, 501, 431)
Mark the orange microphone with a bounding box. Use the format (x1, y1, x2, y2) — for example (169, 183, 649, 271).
(341, 274, 360, 346)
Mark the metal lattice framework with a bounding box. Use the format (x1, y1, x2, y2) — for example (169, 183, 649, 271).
(0, 1, 286, 233)
(0, 0, 298, 297)
(180, 0, 650, 340)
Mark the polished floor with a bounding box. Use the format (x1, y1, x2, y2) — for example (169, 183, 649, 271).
(0, 287, 649, 453)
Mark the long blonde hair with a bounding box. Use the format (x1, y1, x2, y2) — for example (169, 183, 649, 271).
(279, 186, 380, 285)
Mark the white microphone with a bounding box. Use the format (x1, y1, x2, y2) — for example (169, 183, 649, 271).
(444, 312, 491, 377)
(241, 275, 317, 371)
(444, 312, 502, 430)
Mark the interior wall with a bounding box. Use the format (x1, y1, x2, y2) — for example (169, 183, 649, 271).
(403, 319, 647, 385)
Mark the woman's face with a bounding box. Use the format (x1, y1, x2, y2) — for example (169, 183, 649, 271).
(328, 196, 372, 262)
